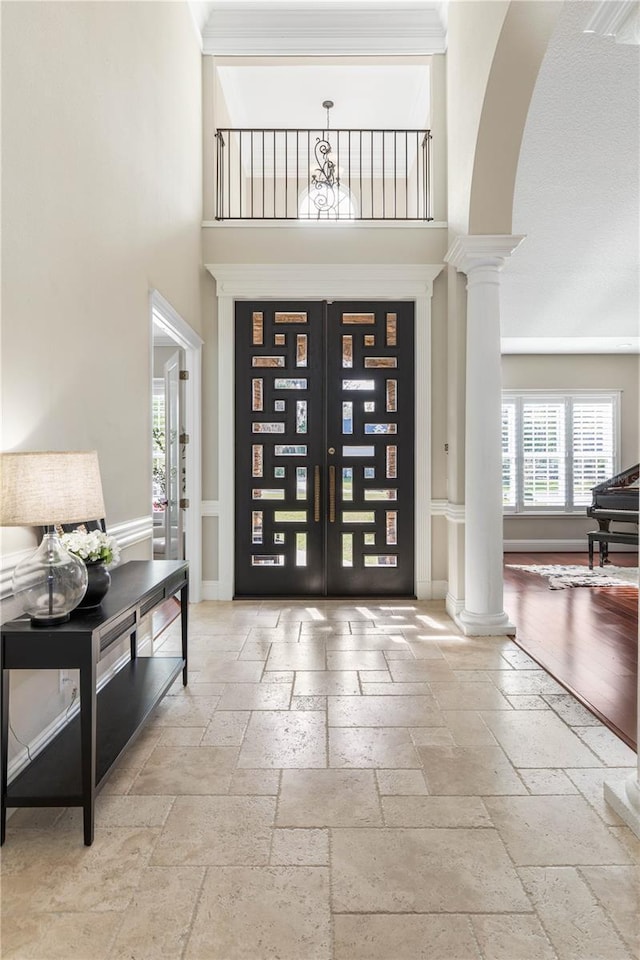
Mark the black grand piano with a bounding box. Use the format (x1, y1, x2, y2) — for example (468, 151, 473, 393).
(587, 464, 639, 568)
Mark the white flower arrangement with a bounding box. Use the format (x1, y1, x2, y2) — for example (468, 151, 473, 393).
(59, 528, 121, 567)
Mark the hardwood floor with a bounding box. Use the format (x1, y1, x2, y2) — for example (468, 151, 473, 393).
(504, 552, 638, 749)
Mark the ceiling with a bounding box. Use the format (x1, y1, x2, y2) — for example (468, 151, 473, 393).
(192, 1, 639, 354)
(216, 63, 430, 130)
(501, 0, 640, 353)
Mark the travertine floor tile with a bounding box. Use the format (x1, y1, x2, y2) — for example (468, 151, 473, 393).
(519, 866, 633, 960)
(470, 914, 557, 960)
(543, 693, 602, 726)
(130, 745, 237, 795)
(361, 681, 431, 695)
(518, 768, 579, 795)
(484, 795, 632, 865)
(108, 865, 204, 960)
(375, 769, 428, 795)
(565, 767, 633, 825)
(388, 660, 457, 682)
(191, 659, 264, 683)
(1, 912, 122, 960)
(277, 769, 382, 826)
(228, 768, 281, 795)
(150, 796, 275, 866)
(265, 642, 326, 671)
(442, 709, 499, 744)
(418, 745, 528, 795)
(333, 914, 480, 959)
(579, 866, 640, 955)
(329, 726, 422, 768)
(270, 828, 329, 865)
(331, 828, 531, 912)
(2, 827, 159, 914)
(155, 725, 205, 745)
(216, 682, 292, 710)
(148, 695, 220, 727)
(58, 795, 173, 830)
(572, 726, 638, 766)
(185, 866, 331, 959)
(480, 710, 601, 767)
(293, 670, 360, 696)
(326, 634, 408, 650)
(238, 710, 327, 767)
(328, 694, 443, 727)
(3, 597, 635, 960)
(291, 694, 327, 711)
(490, 670, 566, 696)
(326, 650, 388, 671)
(201, 710, 250, 746)
(382, 795, 492, 828)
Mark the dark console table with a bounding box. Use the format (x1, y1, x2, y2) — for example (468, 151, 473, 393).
(1, 559, 188, 846)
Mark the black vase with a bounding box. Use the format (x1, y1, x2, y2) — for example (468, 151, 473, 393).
(77, 561, 111, 610)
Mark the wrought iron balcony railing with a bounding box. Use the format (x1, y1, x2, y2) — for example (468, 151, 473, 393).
(215, 128, 432, 222)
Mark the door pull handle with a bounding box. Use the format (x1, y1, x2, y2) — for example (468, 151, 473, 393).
(313, 465, 321, 522)
(328, 465, 336, 523)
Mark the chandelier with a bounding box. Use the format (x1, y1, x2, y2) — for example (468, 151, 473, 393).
(309, 100, 340, 217)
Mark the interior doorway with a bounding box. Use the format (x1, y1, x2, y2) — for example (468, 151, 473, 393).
(150, 290, 204, 600)
(235, 299, 415, 597)
(152, 343, 186, 560)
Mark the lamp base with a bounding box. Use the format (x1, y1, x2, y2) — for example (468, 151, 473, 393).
(30, 612, 71, 627)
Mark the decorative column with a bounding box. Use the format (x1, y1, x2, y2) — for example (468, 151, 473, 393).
(444, 235, 524, 636)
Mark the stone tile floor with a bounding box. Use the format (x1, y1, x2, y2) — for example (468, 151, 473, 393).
(2, 600, 639, 959)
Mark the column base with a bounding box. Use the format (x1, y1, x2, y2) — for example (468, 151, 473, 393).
(454, 608, 516, 637)
(603, 775, 640, 840)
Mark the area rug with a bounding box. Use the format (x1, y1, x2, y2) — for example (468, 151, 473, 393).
(506, 563, 639, 590)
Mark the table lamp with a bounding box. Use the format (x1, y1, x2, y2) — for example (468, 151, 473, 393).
(0, 451, 106, 625)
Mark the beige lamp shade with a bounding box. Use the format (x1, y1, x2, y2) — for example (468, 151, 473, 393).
(0, 451, 106, 526)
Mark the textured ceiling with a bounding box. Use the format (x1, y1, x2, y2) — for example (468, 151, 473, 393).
(501, 0, 639, 352)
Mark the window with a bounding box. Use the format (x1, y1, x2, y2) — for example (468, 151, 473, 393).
(298, 183, 357, 221)
(502, 391, 619, 513)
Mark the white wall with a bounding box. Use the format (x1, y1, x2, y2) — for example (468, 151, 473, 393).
(502, 353, 640, 549)
(1, 0, 203, 766)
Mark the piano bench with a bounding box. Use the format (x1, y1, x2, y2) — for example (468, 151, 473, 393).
(588, 530, 639, 569)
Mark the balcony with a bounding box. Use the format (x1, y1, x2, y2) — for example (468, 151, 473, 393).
(215, 127, 432, 222)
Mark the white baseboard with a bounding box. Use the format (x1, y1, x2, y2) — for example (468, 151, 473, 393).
(446, 592, 464, 621)
(201, 580, 221, 600)
(504, 538, 637, 553)
(416, 579, 448, 600)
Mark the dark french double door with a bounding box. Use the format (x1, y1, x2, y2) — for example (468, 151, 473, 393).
(235, 300, 415, 597)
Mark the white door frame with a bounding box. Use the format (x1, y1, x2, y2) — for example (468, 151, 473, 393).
(150, 289, 204, 602)
(205, 263, 443, 601)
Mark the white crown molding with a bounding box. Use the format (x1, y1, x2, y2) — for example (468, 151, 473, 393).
(202, 4, 447, 56)
(445, 235, 526, 274)
(501, 336, 640, 355)
(206, 262, 444, 299)
(584, 0, 640, 45)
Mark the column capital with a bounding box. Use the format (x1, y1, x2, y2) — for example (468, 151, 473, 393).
(444, 235, 525, 275)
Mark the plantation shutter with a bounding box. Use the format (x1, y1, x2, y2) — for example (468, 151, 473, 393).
(572, 399, 616, 505)
(502, 401, 517, 507)
(521, 402, 566, 507)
